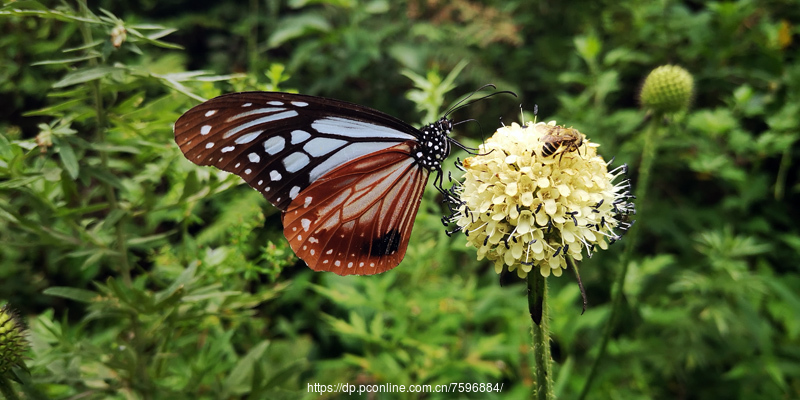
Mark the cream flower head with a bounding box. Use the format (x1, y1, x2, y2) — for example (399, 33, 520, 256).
(447, 121, 634, 278)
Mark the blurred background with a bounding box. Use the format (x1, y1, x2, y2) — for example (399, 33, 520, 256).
(1, 0, 799, 398)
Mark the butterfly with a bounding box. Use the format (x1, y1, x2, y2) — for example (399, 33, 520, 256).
(174, 88, 512, 275)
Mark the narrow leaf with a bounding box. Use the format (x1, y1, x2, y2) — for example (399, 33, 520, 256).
(44, 287, 99, 303)
(56, 140, 79, 179)
(31, 55, 99, 66)
(224, 340, 271, 394)
(53, 66, 127, 88)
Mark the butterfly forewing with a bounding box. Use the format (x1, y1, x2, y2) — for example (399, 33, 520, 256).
(174, 92, 420, 210)
(282, 143, 428, 275)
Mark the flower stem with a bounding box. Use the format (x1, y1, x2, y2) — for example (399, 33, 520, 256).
(76, 0, 132, 286)
(528, 272, 553, 400)
(578, 111, 664, 399)
(567, 256, 587, 314)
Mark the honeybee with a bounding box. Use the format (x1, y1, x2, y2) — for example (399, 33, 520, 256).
(539, 126, 584, 161)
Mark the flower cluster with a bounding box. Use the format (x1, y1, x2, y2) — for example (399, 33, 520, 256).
(447, 121, 634, 278)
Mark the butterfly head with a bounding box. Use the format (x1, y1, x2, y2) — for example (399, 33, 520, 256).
(414, 117, 454, 171)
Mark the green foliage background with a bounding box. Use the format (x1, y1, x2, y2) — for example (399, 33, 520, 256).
(1, 0, 799, 398)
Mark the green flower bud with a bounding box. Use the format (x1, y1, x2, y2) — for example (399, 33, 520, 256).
(639, 65, 694, 113)
(0, 305, 27, 373)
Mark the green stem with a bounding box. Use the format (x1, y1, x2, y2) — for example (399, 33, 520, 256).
(248, 0, 258, 73)
(528, 272, 553, 400)
(76, 0, 132, 286)
(774, 143, 792, 200)
(0, 375, 21, 400)
(567, 256, 587, 314)
(578, 112, 664, 400)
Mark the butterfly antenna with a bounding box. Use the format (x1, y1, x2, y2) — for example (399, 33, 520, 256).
(449, 139, 495, 157)
(444, 84, 497, 117)
(449, 139, 479, 153)
(453, 118, 477, 127)
(444, 85, 518, 118)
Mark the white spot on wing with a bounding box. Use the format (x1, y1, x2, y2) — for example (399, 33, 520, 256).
(267, 101, 283, 106)
(204, 110, 217, 117)
(292, 101, 309, 107)
(222, 110, 298, 139)
(304, 196, 313, 208)
(234, 131, 261, 144)
(326, 249, 333, 255)
(312, 117, 415, 140)
(291, 130, 311, 144)
(283, 152, 310, 173)
(335, 260, 341, 267)
(201, 125, 212, 135)
(258, 180, 263, 185)
(289, 185, 300, 199)
(248, 153, 261, 163)
(245, 168, 252, 175)
(270, 170, 282, 181)
(301, 219, 311, 231)
(264, 136, 285, 155)
(242, 103, 252, 107)
(221, 146, 235, 153)
(226, 107, 286, 122)
(308, 142, 409, 182)
(303, 137, 347, 156)
(205, 142, 214, 149)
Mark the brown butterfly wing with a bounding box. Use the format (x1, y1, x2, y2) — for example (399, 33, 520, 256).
(282, 142, 429, 275)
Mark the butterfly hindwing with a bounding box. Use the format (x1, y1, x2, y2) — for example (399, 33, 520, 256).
(282, 142, 428, 275)
(174, 92, 420, 210)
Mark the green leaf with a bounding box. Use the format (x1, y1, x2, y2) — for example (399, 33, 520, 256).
(23, 99, 85, 117)
(0, 0, 49, 11)
(53, 66, 128, 88)
(56, 139, 79, 179)
(267, 14, 331, 49)
(126, 27, 183, 49)
(0, 2, 98, 23)
(223, 340, 271, 395)
(85, 166, 124, 189)
(574, 34, 602, 65)
(31, 55, 99, 66)
(43, 287, 98, 303)
(0, 133, 15, 159)
(62, 39, 104, 53)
